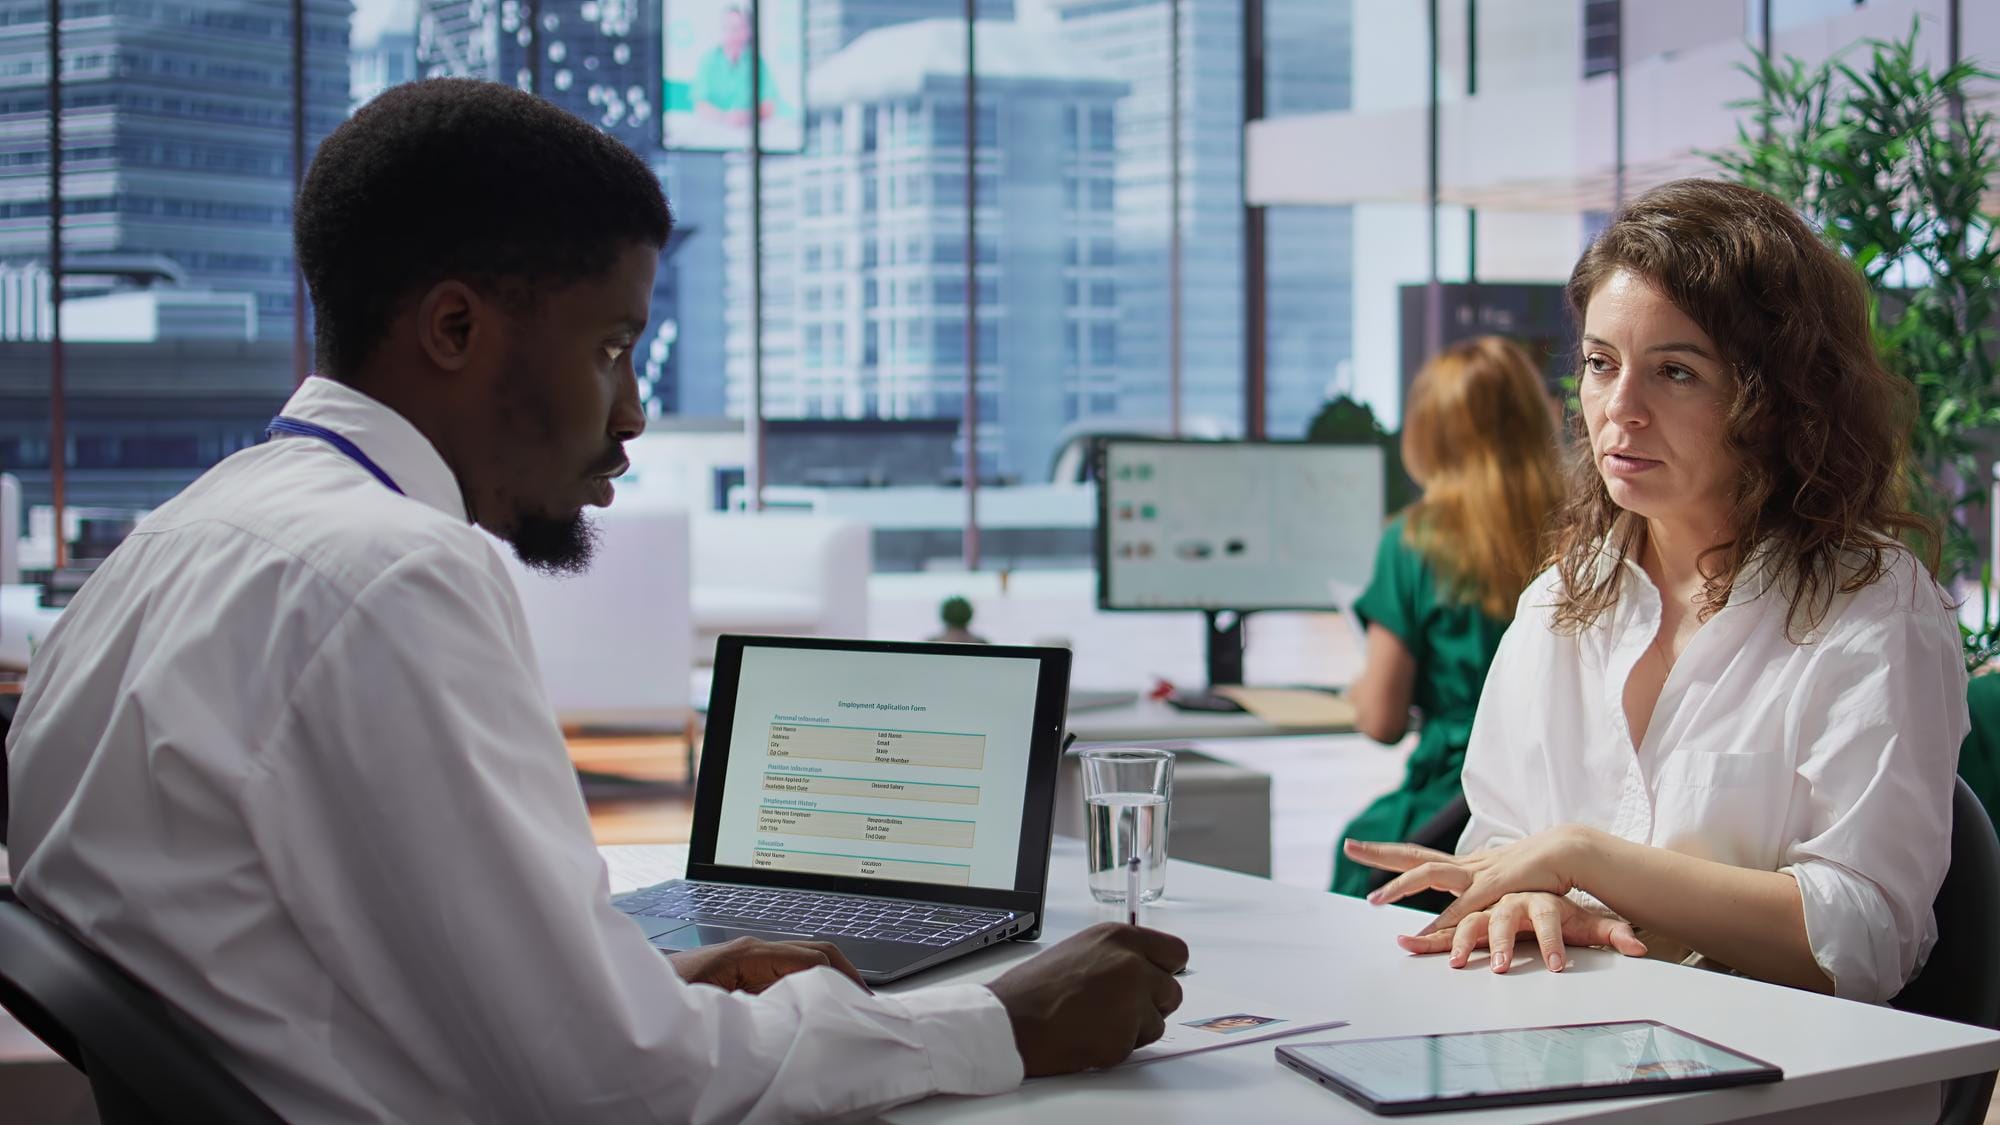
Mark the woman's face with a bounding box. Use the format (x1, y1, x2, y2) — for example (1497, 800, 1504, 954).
(1579, 270, 1739, 534)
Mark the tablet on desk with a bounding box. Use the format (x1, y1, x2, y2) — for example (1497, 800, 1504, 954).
(1277, 1020, 1781, 1115)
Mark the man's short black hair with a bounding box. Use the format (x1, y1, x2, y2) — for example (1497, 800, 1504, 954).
(296, 78, 671, 378)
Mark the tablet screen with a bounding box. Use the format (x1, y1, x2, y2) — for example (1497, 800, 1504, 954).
(1284, 1021, 1779, 1110)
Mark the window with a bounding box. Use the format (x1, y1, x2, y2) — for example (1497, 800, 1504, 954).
(804, 246, 822, 273)
(1065, 323, 1081, 366)
(934, 320, 965, 364)
(1089, 323, 1117, 366)
(1090, 238, 1115, 266)
(1088, 106, 1114, 152)
(977, 322, 999, 365)
(864, 322, 879, 367)
(863, 177, 877, 213)
(862, 106, 878, 153)
(804, 286, 822, 312)
(1089, 178, 1114, 210)
(935, 238, 965, 265)
(1090, 280, 1116, 308)
(864, 279, 879, 308)
(936, 278, 965, 306)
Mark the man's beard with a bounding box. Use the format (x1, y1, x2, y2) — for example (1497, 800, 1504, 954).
(509, 509, 599, 577)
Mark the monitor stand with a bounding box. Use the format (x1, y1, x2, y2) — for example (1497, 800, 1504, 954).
(1167, 611, 1251, 713)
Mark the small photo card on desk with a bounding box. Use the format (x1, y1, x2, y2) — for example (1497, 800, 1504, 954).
(1094, 976, 1348, 1070)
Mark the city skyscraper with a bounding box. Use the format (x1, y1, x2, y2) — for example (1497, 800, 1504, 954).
(805, 0, 1013, 67)
(0, 0, 355, 337)
(724, 17, 1125, 479)
(416, 0, 660, 151)
(414, 0, 692, 411)
(1048, 0, 1352, 440)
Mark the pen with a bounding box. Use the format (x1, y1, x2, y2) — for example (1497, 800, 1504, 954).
(1127, 853, 1142, 926)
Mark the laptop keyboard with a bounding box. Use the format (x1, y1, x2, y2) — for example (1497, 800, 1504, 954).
(616, 882, 1015, 948)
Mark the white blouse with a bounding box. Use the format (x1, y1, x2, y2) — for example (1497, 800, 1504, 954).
(1457, 547, 1968, 1003)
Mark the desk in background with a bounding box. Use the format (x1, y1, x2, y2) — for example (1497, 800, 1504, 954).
(1066, 693, 1356, 745)
(603, 841, 2000, 1125)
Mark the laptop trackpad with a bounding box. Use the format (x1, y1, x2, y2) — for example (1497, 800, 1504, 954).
(650, 923, 822, 951)
(648, 925, 918, 978)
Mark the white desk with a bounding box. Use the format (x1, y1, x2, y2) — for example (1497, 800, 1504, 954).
(1067, 696, 1355, 744)
(603, 841, 2000, 1125)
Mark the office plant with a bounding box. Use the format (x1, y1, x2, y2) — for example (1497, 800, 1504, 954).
(1712, 21, 2000, 643)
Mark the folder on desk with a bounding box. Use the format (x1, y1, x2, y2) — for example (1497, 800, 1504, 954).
(1211, 687, 1355, 730)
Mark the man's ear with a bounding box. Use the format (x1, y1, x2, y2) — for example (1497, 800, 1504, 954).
(415, 280, 484, 373)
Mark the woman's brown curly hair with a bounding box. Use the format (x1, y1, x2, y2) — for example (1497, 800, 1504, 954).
(1550, 178, 1935, 637)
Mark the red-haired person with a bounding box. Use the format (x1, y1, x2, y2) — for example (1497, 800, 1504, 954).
(1333, 337, 1563, 898)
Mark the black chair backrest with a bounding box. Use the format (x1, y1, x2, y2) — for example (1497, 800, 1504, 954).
(1892, 776, 2000, 1125)
(0, 890, 285, 1125)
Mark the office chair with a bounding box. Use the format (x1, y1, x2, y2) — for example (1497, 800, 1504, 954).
(0, 889, 285, 1125)
(1892, 776, 2000, 1125)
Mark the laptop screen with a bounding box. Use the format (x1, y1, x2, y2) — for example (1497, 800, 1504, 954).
(710, 643, 1045, 892)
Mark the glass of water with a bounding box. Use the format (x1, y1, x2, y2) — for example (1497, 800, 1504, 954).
(1078, 748, 1173, 905)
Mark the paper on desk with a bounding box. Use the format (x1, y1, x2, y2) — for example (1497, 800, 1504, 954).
(1210, 686, 1356, 729)
(601, 844, 692, 895)
(1114, 975, 1347, 1069)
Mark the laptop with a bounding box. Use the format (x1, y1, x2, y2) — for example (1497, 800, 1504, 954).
(613, 634, 1071, 983)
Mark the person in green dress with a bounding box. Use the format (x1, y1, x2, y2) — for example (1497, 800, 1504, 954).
(691, 5, 779, 129)
(1331, 336, 1563, 897)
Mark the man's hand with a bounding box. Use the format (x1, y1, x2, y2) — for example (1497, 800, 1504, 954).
(668, 936, 869, 994)
(985, 922, 1190, 1076)
(1395, 891, 1647, 973)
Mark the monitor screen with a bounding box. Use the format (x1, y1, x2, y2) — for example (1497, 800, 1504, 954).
(1098, 439, 1384, 612)
(710, 643, 1044, 891)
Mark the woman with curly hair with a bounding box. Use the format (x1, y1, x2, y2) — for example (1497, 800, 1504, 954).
(1345, 178, 1967, 1004)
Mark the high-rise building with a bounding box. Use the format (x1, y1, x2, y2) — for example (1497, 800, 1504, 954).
(417, 0, 659, 146)
(415, 0, 693, 412)
(724, 18, 1125, 479)
(805, 0, 1013, 67)
(353, 28, 420, 108)
(1261, 0, 1353, 437)
(0, 0, 354, 338)
(1048, 0, 1354, 441)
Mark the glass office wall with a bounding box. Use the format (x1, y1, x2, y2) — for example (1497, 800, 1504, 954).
(20, 1, 1973, 575)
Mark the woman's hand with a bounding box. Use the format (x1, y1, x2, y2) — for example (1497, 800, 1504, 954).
(1397, 891, 1647, 973)
(1343, 824, 1605, 935)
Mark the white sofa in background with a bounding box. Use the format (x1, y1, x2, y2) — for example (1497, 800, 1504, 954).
(500, 502, 693, 730)
(690, 513, 870, 663)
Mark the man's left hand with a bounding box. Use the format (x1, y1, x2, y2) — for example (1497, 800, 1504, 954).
(668, 936, 870, 994)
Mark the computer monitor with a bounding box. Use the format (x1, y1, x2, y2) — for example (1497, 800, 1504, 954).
(1095, 437, 1385, 686)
